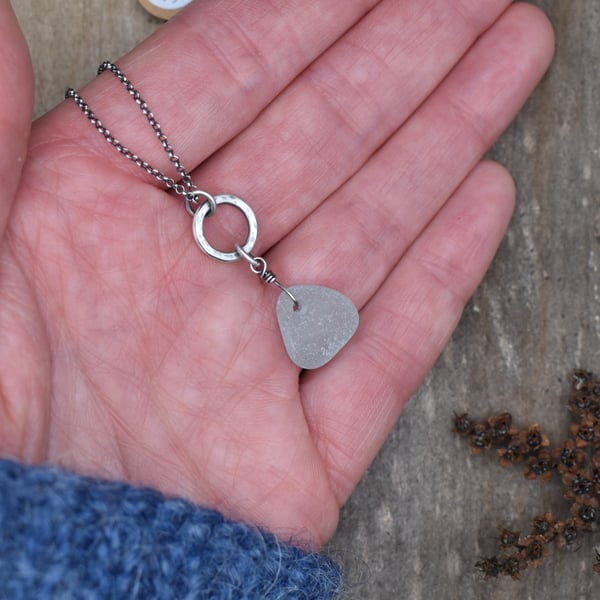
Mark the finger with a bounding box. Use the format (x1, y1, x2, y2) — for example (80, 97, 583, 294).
(272, 2, 555, 307)
(39, 0, 380, 183)
(0, 0, 33, 237)
(300, 3, 555, 501)
(303, 160, 516, 502)
(192, 0, 514, 248)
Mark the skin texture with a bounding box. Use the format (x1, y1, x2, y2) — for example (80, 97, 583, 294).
(0, 0, 554, 547)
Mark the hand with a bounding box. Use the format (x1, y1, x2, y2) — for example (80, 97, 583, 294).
(0, 0, 553, 547)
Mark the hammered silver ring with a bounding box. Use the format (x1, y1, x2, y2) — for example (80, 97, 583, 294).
(192, 194, 258, 262)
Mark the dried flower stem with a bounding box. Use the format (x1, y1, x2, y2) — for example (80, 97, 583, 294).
(454, 370, 600, 579)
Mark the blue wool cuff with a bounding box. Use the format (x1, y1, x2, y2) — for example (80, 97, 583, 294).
(0, 459, 342, 599)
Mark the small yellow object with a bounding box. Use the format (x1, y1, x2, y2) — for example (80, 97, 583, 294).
(138, 0, 193, 20)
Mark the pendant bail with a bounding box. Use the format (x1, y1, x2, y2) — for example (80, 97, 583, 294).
(235, 245, 300, 310)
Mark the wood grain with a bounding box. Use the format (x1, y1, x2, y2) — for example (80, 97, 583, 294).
(13, 0, 161, 118)
(12, 1, 600, 597)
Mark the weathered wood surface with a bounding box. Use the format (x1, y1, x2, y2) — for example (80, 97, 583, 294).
(12, 1, 600, 598)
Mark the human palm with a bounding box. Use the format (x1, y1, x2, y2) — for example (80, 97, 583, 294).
(0, 0, 553, 546)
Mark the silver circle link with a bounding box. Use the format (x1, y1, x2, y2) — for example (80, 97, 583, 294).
(192, 194, 258, 262)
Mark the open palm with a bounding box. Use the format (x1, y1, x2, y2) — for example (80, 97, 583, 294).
(0, 0, 553, 546)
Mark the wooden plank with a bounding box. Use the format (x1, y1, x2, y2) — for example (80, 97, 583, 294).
(13, 0, 161, 118)
(333, 2, 600, 597)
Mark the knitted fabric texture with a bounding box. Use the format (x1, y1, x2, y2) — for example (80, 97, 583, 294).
(0, 459, 342, 599)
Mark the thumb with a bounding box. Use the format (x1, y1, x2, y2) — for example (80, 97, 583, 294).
(0, 0, 33, 239)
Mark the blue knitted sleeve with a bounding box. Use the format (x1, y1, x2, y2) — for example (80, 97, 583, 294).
(0, 459, 342, 599)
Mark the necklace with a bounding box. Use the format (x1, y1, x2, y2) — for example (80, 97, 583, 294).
(66, 62, 359, 370)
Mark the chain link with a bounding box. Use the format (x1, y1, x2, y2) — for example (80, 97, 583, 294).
(65, 61, 215, 212)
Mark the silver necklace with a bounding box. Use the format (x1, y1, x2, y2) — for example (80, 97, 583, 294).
(66, 62, 359, 369)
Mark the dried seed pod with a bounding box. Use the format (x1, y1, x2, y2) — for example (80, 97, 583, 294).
(469, 424, 492, 455)
(475, 557, 502, 580)
(524, 450, 555, 482)
(553, 439, 586, 475)
(501, 552, 527, 580)
(556, 518, 581, 551)
(488, 412, 514, 440)
(531, 512, 556, 543)
(521, 424, 550, 454)
(453, 412, 474, 436)
(571, 499, 599, 531)
(498, 527, 520, 549)
(563, 471, 594, 500)
(568, 390, 595, 416)
(519, 535, 549, 568)
(497, 435, 524, 467)
(571, 415, 600, 448)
